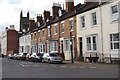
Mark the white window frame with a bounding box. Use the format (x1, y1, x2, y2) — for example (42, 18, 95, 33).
(86, 35, 98, 52)
(91, 12, 97, 27)
(65, 39, 70, 51)
(80, 16, 85, 29)
(110, 4, 119, 22)
(48, 26, 51, 36)
(50, 41, 58, 52)
(54, 24, 57, 35)
(110, 33, 120, 50)
(70, 20, 74, 31)
(61, 21, 65, 33)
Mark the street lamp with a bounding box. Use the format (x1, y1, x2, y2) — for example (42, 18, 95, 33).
(70, 32, 74, 63)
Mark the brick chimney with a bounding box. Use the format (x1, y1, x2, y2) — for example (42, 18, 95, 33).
(36, 14, 43, 24)
(52, 3, 61, 18)
(43, 10, 51, 23)
(10, 25, 15, 30)
(29, 18, 35, 30)
(66, 0, 74, 12)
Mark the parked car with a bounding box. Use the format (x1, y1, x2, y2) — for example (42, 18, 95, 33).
(42, 53, 63, 64)
(0, 54, 4, 58)
(17, 53, 28, 60)
(26, 53, 32, 61)
(8, 54, 14, 59)
(13, 53, 19, 60)
(21, 53, 28, 60)
(30, 53, 43, 62)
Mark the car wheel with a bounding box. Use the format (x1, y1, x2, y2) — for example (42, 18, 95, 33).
(42, 59, 44, 63)
(48, 59, 51, 64)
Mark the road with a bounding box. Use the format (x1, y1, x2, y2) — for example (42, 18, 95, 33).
(1, 58, 119, 78)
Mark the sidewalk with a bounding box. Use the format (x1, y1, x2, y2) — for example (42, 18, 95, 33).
(63, 61, 119, 70)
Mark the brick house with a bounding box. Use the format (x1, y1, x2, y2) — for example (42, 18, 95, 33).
(30, 0, 82, 60)
(1, 25, 19, 56)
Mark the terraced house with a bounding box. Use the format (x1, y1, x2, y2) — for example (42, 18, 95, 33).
(77, 0, 120, 63)
(19, 0, 120, 63)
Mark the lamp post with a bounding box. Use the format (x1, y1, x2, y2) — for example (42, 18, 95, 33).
(70, 32, 74, 63)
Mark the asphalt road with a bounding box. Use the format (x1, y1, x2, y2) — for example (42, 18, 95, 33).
(1, 58, 118, 78)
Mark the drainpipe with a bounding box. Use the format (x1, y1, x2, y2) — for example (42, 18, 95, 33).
(99, 3, 104, 62)
(59, 17, 61, 55)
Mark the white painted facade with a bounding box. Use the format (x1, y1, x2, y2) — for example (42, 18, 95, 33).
(1, 31, 7, 56)
(77, 1, 120, 62)
(19, 33, 31, 53)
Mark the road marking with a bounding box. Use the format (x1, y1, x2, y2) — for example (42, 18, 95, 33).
(79, 66, 87, 68)
(33, 65, 40, 67)
(60, 66, 67, 68)
(89, 67, 96, 69)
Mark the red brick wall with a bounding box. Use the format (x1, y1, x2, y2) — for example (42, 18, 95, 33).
(7, 30, 19, 55)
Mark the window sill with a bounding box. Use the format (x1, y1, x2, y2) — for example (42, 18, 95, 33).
(70, 30, 74, 32)
(80, 28, 86, 30)
(54, 34, 57, 35)
(91, 25, 97, 28)
(61, 32, 64, 34)
(110, 19, 119, 24)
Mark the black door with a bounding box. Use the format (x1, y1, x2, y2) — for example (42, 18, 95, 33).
(79, 38, 83, 57)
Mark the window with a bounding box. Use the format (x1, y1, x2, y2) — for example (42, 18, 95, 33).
(34, 33, 36, 40)
(48, 26, 51, 36)
(31, 34, 33, 41)
(110, 33, 120, 50)
(38, 45, 40, 53)
(65, 39, 69, 51)
(111, 5, 118, 21)
(54, 25, 57, 35)
(92, 12, 97, 26)
(61, 23, 64, 33)
(70, 20, 74, 31)
(51, 41, 58, 52)
(87, 37, 91, 51)
(81, 16, 85, 29)
(39, 31, 40, 39)
(28, 36, 30, 42)
(86, 35, 97, 51)
(43, 29, 45, 38)
(40, 43, 46, 53)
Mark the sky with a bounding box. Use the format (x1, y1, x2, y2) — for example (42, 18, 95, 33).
(0, 0, 84, 38)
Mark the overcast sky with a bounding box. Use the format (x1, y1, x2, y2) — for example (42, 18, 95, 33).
(0, 0, 84, 37)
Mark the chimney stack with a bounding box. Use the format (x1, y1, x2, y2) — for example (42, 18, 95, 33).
(52, 3, 61, 18)
(29, 18, 35, 30)
(36, 14, 43, 24)
(66, 0, 74, 12)
(43, 10, 51, 23)
(6, 27, 9, 31)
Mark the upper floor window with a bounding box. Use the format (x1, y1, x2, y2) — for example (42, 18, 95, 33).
(48, 26, 51, 36)
(34, 33, 36, 40)
(61, 23, 64, 33)
(110, 33, 120, 50)
(31, 34, 33, 41)
(81, 16, 85, 29)
(70, 20, 74, 31)
(28, 36, 30, 42)
(43, 29, 45, 38)
(54, 24, 57, 35)
(111, 5, 118, 21)
(92, 12, 97, 26)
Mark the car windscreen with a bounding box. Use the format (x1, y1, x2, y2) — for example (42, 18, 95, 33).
(49, 54, 59, 57)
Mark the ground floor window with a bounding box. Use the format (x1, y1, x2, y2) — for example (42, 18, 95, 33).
(32, 45, 37, 53)
(86, 35, 98, 51)
(39, 43, 46, 53)
(25, 46, 30, 53)
(50, 41, 58, 52)
(110, 33, 120, 50)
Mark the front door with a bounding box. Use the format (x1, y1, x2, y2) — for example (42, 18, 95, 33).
(61, 41, 65, 60)
(79, 37, 83, 57)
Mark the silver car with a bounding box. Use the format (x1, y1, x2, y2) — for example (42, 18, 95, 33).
(42, 53, 63, 64)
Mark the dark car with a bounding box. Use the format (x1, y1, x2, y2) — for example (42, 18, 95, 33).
(0, 54, 4, 58)
(30, 53, 43, 62)
(21, 53, 28, 60)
